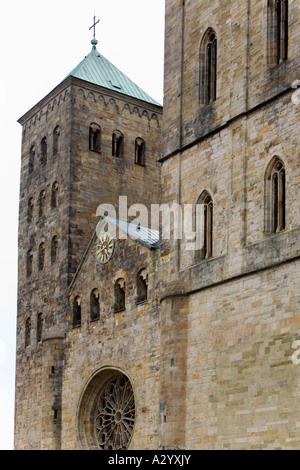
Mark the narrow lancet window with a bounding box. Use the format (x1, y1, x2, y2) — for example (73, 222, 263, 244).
(90, 289, 100, 321)
(267, 0, 288, 66)
(114, 279, 125, 313)
(276, 0, 288, 63)
(265, 157, 286, 234)
(40, 137, 47, 165)
(200, 29, 217, 105)
(53, 126, 60, 157)
(73, 296, 81, 327)
(135, 138, 146, 165)
(196, 191, 213, 260)
(29, 145, 35, 174)
(112, 131, 124, 158)
(137, 269, 148, 303)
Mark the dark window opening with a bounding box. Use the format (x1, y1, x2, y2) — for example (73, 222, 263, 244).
(271, 161, 286, 232)
(53, 126, 60, 157)
(114, 279, 125, 313)
(73, 296, 81, 327)
(112, 131, 124, 158)
(89, 124, 101, 152)
(29, 145, 35, 174)
(40, 137, 47, 165)
(200, 29, 217, 105)
(276, 0, 288, 64)
(135, 138, 146, 166)
(90, 288, 100, 321)
(137, 269, 148, 303)
(196, 191, 213, 261)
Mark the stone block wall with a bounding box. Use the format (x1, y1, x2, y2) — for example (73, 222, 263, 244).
(62, 236, 161, 450)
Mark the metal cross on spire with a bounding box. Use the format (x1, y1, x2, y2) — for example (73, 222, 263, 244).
(89, 14, 100, 41)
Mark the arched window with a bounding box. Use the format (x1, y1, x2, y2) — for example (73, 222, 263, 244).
(29, 145, 35, 174)
(73, 296, 81, 327)
(51, 236, 58, 264)
(53, 126, 60, 157)
(25, 318, 31, 348)
(114, 279, 125, 313)
(135, 138, 146, 166)
(39, 190, 46, 218)
(267, 0, 288, 66)
(265, 157, 286, 233)
(89, 123, 101, 152)
(27, 198, 34, 223)
(196, 191, 213, 260)
(38, 242, 45, 271)
(137, 269, 148, 304)
(37, 313, 43, 343)
(26, 249, 33, 278)
(90, 288, 100, 321)
(112, 131, 124, 158)
(200, 28, 217, 105)
(51, 182, 58, 209)
(40, 137, 47, 165)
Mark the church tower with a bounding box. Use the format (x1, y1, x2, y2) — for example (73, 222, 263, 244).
(160, 0, 300, 449)
(16, 1, 300, 451)
(15, 22, 162, 449)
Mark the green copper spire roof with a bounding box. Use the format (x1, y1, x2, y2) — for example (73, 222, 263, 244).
(65, 41, 161, 107)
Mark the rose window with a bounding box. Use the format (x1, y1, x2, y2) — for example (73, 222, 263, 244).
(94, 374, 135, 450)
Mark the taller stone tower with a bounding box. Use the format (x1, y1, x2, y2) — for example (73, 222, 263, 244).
(159, 0, 300, 449)
(15, 36, 162, 449)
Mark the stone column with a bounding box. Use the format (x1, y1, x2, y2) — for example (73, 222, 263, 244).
(41, 325, 65, 450)
(159, 296, 189, 449)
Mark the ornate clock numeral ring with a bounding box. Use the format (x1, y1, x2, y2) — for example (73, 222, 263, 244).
(96, 233, 114, 264)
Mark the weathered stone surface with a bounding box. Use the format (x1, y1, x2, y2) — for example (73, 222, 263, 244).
(15, 0, 300, 450)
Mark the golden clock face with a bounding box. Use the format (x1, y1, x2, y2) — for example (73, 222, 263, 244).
(96, 233, 114, 264)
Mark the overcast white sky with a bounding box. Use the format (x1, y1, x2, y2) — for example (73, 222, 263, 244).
(0, 0, 165, 450)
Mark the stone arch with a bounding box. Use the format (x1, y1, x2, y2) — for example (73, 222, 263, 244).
(77, 367, 136, 450)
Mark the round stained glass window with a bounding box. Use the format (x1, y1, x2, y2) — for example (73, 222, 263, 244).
(94, 375, 135, 450)
(77, 368, 136, 450)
